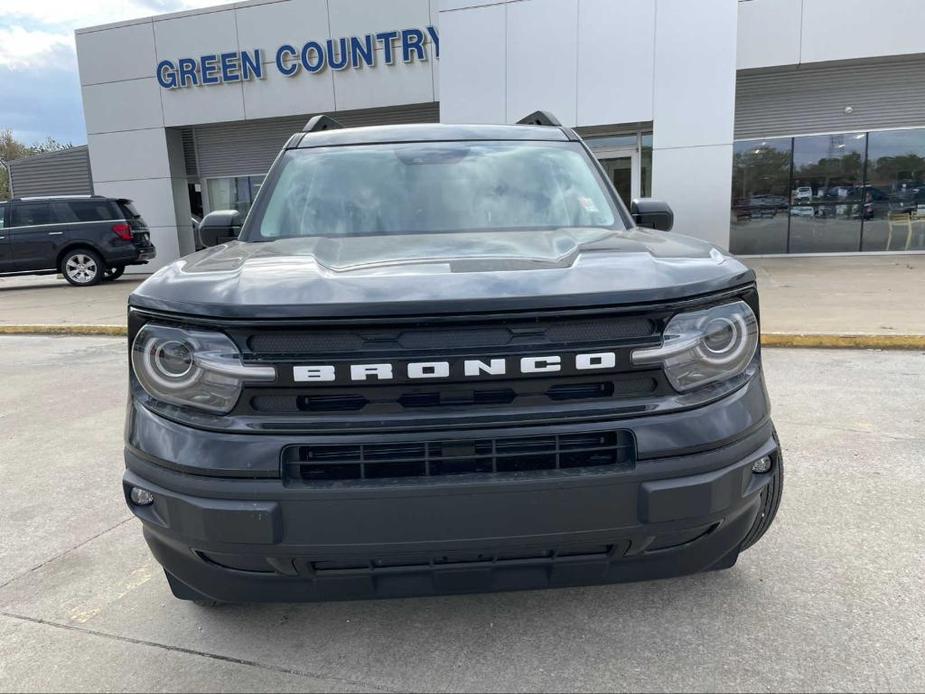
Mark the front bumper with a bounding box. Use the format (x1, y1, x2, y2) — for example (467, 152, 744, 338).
(124, 411, 782, 602)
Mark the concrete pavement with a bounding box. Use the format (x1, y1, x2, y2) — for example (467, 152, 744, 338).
(0, 337, 922, 692)
(2, 255, 924, 338)
(746, 254, 925, 335)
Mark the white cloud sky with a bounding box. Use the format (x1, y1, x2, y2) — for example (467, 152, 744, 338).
(1, 0, 226, 144)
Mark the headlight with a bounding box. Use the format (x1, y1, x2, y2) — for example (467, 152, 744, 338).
(131, 323, 275, 413)
(631, 301, 758, 392)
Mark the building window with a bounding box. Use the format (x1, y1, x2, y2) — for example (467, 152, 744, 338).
(730, 126, 925, 254)
(789, 133, 866, 253)
(640, 134, 653, 198)
(731, 138, 792, 255)
(206, 175, 266, 218)
(862, 128, 925, 251)
(584, 131, 653, 203)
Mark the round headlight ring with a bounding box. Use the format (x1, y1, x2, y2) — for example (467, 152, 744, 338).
(153, 340, 194, 379)
(140, 334, 201, 390)
(697, 312, 750, 366)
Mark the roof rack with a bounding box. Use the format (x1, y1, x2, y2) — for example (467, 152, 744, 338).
(516, 110, 562, 127)
(302, 114, 344, 133)
(12, 195, 105, 201)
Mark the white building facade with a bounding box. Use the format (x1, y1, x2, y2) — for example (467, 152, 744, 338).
(74, 0, 925, 271)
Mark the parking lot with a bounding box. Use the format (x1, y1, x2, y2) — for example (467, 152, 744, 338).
(0, 337, 923, 692)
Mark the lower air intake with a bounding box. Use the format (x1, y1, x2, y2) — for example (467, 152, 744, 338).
(283, 429, 635, 483)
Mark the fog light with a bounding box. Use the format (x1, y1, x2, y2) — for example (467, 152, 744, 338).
(130, 487, 155, 506)
(751, 455, 773, 474)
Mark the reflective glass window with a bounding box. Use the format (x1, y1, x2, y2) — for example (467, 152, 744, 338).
(11, 202, 52, 227)
(862, 128, 925, 251)
(789, 133, 866, 253)
(730, 138, 792, 254)
(207, 175, 266, 218)
(641, 133, 653, 198)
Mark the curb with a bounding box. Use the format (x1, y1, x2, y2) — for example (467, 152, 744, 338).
(761, 333, 925, 350)
(0, 325, 127, 337)
(1, 325, 924, 350)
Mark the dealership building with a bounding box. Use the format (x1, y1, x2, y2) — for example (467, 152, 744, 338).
(12, 0, 924, 271)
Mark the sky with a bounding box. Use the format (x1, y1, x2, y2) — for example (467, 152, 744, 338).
(0, 0, 224, 147)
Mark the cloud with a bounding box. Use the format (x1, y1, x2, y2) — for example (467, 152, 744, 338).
(0, 0, 225, 144)
(2, 0, 227, 32)
(0, 25, 75, 70)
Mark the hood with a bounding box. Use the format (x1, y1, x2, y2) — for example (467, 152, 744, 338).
(130, 228, 755, 319)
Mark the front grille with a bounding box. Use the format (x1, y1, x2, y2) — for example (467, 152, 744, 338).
(250, 375, 658, 414)
(283, 429, 635, 483)
(246, 316, 655, 356)
(229, 307, 671, 423)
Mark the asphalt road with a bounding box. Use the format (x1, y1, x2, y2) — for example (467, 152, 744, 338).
(0, 338, 922, 692)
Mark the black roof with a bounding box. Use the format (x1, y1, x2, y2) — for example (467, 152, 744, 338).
(291, 123, 574, 149)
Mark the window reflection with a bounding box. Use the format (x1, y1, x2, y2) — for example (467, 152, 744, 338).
(788, 133, 866, 253)
(730, 138, 791, 254)
(206, 175, 266, 219)
(731, 128, 925, 254)
(862, 128, 925, 251)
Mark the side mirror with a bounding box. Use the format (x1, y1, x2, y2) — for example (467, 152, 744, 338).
(197, 210, 242, 247)
(631, 199, 674, 232)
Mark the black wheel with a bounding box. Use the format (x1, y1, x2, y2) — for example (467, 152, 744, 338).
(740, 436, 784, 551)
(103, 266, 126, 281)
(61, 249, 104, 287)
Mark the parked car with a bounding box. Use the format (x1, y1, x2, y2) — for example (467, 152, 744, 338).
(123, 113, 783, 604)
(0, 195, 156, 286)
(794, 186, 813, 202)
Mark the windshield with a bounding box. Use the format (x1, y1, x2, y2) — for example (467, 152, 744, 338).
(242, 141, 622, 241)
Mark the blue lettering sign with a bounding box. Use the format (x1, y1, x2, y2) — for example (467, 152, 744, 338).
(241, 49, 263, 80)
(327, 37, 349, 70)
(401, 29, 426, 63)
(201, 54, 220, 85)
(156, 60, 178, 89)
(156, 27, 439, 89)
(376, 31, 399, 65)
(276, 45, 300, 76)
(177, 57, 198, 87)
(301, 41, 326, 73)
(350, 35, 374, 68)
(220, 52, 241, 82)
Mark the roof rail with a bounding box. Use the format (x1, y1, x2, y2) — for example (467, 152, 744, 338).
(516, 110, 562, 127)
(13, 194, 103, 201)
(303, 114, 344, 133)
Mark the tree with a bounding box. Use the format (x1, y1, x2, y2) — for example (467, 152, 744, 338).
(0, 129, 73, 199)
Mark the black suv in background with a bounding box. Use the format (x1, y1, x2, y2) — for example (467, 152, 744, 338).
(0, 195, 156, 286)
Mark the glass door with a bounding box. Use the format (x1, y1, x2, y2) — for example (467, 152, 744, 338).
(601, 154, 637, 204)
(584, 135, 643, 205)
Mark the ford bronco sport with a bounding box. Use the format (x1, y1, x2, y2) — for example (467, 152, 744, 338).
(123, 112, 782, 604)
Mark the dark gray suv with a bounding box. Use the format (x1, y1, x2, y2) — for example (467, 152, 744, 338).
(0, 195, 156, 285)
(123, 113, 782, 604)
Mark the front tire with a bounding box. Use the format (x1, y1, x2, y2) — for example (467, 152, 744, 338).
(61, 249, 103, 287)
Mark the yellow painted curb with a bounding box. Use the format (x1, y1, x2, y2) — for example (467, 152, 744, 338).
(0, 324, 127, 337)
(761, 333, 925, 350)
